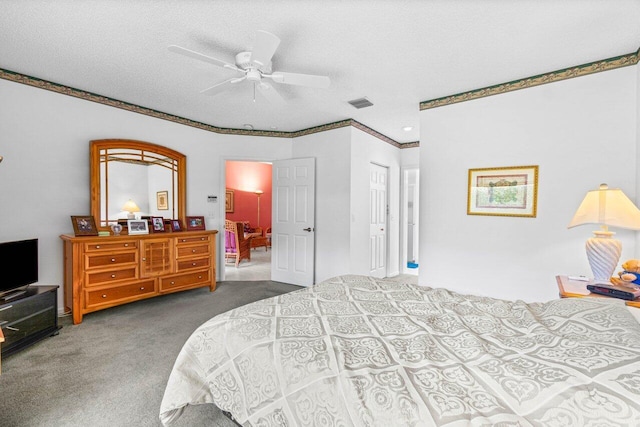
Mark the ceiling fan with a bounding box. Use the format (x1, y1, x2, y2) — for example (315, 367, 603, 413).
(168, 30, 330, 104)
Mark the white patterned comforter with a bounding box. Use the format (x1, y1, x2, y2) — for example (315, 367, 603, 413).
(159, 275, 640, 426)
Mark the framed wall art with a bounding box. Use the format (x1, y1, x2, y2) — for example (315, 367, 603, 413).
(467, 165, 538, 217)
(157, 190, 169, 210)
(70, 215, 99, 236)
(186, 216, 206, 231)
(225, 189, 234, 213)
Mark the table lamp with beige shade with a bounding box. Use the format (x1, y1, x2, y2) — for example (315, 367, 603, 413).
(568, 184, 640, 285)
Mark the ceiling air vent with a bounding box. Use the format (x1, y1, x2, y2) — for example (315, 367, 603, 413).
(348, 97, 373, 109)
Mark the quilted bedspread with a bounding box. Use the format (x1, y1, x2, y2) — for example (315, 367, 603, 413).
(159, 275, 640, 426)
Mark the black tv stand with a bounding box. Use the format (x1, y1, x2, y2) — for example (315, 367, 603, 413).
(0, 285, 59, 359)
(1, 289, 27, 302)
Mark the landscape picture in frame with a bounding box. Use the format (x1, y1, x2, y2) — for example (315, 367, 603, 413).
(467, 165, 538, 217)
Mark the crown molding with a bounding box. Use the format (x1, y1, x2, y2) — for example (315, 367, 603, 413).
(0, 68, 412, 148)
(420, 48, 640, 110)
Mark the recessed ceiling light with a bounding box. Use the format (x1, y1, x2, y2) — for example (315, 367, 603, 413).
(402, 126, 413, 132)
(243, 124, 254, 130)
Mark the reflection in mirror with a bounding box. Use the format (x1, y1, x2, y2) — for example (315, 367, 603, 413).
(91, 140, 186, 229)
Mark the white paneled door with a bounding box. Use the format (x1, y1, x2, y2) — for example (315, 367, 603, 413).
(271, 158, 316, 286)
(370, 163, 388, 278)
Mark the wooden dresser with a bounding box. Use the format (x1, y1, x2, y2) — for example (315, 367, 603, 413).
(60, 230, 217, 324)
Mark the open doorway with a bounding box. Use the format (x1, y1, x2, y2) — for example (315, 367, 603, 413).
(224, 160, 272, 281)
(401, 168, 419, 275)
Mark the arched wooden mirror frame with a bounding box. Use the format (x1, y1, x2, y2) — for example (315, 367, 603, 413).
(90, 139, 186, 231)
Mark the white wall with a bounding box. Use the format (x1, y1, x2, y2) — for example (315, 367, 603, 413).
(292, 127, 352, 282)
(419, 65, 639, 302)
(0, 78, 291, 311)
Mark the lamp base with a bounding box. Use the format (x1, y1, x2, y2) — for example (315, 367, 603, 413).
(585, 230, 621, 284)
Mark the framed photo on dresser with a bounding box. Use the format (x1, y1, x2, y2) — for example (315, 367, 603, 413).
(151, 217, 165, 232)
(185, 216, 205, 231)
(70, 216, 99, 236)
(127, 219, 149, 235)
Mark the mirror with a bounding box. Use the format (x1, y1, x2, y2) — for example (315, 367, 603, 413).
(90, 139, 186, 230)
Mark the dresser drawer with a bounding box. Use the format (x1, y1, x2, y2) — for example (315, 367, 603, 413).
(176, 257, 210, 272)
(176, 244, 210, 258)
(175, 235, 210, 245)
(85, 280, 156, 308)
(84, 240, 137, 252)
(86, 267, 137, 287)
(85, 252, 137, 269)
(160, 270, 210, 292)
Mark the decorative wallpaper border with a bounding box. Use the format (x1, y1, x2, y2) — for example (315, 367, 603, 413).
(0, 68, 413, 148)
(420, 48, 640, 110)
(3, 47, 637, 149)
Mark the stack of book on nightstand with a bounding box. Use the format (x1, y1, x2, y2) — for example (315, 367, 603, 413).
(586, 282, 640, 301)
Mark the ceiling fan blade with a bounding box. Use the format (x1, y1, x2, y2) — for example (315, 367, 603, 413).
(268, 71, 330, 89)
(168, 45, 239, 71)
(200, 78, 238, 96)
(249, 30, 280, 67)
(256, 82, 285, 106)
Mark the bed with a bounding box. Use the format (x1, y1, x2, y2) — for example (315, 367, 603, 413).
(159, 275, 640, 426)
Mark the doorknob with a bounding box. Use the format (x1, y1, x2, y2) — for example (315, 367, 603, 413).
(303, 227, 313, 232)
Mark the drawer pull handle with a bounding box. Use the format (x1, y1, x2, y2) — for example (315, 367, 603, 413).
(192, 249, 196, 253)
(192, 262, 197, 266)
(124, 244, 129, 247)
(170, 281, 175, 285)
(0, 305, 12, 312)
(111, 274, 116, 278)
(6, 326, 19, 331)
(111, 258, 116, 262)
(198, 275, 202, 279)
(96, 245, 101, 249)
(102, 294, 107, 298)
(140, 287, 145, 291)
(142, 257, 146, 261)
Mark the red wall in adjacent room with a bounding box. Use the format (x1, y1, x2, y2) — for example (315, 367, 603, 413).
(225, 160, 272, 230)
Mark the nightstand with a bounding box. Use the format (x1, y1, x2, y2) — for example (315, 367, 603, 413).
(556, 275, 640, 308)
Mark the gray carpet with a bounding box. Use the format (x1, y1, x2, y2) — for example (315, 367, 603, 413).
(0, 280, 301, 427)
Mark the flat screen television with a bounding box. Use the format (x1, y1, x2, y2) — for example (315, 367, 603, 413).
(0, 238, 38, 300)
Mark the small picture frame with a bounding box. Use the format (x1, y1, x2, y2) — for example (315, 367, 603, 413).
(225, 189, 234, 213)
(186, 216, 206, 231)
(151, 216, 165, 232)
(157, 190, 168, 210)
(170, 219, 182, 232)
(71, 215, 99, 236)
(127, 219, 149, 235)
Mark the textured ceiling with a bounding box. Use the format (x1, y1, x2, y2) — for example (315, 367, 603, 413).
(1, 0, 639, 143)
